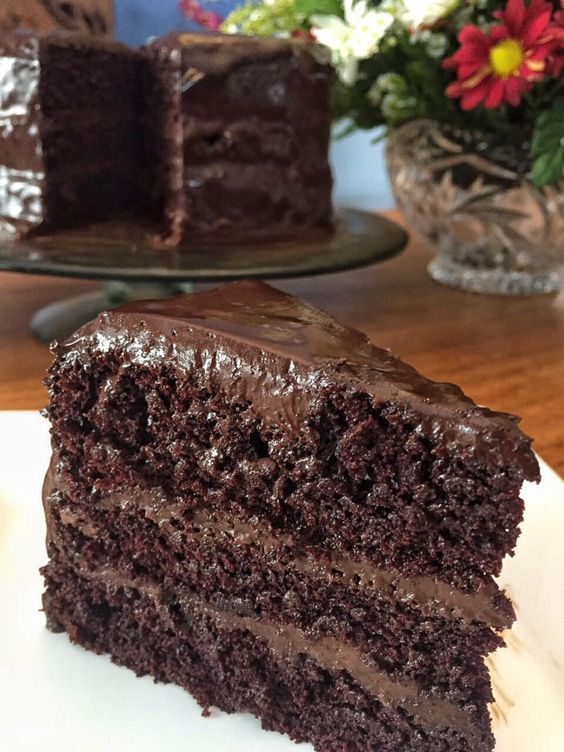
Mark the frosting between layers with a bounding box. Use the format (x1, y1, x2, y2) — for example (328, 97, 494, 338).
(43, 460, 511, 629)
(58, 281, 540, 480)
(67, 560, 478, 739)
(125, 489, 509, 628)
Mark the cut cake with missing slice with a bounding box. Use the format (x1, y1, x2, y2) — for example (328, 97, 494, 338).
(42, 280, 539, 751)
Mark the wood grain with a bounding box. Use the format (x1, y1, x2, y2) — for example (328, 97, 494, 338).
(0, 210, 562, 474)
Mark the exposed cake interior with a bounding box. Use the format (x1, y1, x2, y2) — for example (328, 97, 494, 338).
(0, 30, 142, 235)
(38, 34, 143, 227)
(42, 281, 539, 752)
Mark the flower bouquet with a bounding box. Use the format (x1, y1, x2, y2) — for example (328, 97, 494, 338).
(183, 0, 564, 294)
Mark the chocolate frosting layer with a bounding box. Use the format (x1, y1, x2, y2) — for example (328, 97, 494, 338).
(58, 280, 539, 480)
(181, 596, 480, 739)
(114, 491, 512, 628)
(43, 457, 513, 629)
(64, 557, 480, 740)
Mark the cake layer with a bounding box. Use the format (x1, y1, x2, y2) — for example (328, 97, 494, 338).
(182, 162, 332, 237)
(42, 556, 494, 752)
(44, 463, 504, 707)
(46, 283, 539, 584)
(181, 117, 326, 165)
(38, 34, 142, 117)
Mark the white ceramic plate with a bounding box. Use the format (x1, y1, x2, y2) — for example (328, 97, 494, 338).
(1, 411, 563, 751)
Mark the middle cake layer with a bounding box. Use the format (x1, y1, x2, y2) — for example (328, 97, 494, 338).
(44, 459, 508, 711)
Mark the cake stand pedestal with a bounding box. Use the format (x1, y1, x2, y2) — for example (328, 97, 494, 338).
(0, 208, 408, 343)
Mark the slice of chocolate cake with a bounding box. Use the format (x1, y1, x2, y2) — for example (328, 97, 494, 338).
(42, 280, 539, 751)
(143, 33, 333, 246)
(0, 29, 142, 237)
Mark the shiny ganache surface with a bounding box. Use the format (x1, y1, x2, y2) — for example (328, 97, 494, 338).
(0, 30, 45, 236)
(61, 280, 539, 480)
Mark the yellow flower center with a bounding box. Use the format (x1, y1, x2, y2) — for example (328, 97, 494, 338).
(489, 39, 525, 77)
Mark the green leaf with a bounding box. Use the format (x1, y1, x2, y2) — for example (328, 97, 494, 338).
(531, 110, 564, 158)
(531, 147, 564, 186)
(530, 109, 564, 185)
(295, 0, 341, 18)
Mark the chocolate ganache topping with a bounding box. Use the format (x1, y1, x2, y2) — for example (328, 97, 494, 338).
(58, 280, 540, 481)
(150, 31, 330, 77)
(0, 30, 45, 236)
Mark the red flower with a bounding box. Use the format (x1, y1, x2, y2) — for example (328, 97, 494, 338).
(291, 30, 316, 42)
(549, 8, 564, 77)
(179, 0, 223, 32)
(444, 0, 560, 110)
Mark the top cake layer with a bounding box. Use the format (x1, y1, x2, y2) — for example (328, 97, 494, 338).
(72, 280, 539, 478)
(151, 31, 330, 74)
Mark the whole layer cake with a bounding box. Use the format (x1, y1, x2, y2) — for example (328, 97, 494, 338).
(0, 29, 142, 237)
(143, 32, 333, 246)
(0, 29, 333, 245)
(42, 280, 539, 751)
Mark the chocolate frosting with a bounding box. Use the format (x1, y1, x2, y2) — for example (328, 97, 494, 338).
(58, 280, 539, 480)
(43, 456, 512, 629)
(0, 30, 45, 235)
(147, 32, 331, 77)
(61, 558, 481, 740)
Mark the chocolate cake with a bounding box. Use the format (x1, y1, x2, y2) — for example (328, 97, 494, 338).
(143, 33, 333, 246)
(41, 280, 539, 751)
(0, 30, 333, 245)
(0, 29, 142, 237)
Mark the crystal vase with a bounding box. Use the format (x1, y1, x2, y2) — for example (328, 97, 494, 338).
(386, 119, 564, 295)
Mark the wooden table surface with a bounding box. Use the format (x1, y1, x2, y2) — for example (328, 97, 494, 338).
(1, 211, 563, 475)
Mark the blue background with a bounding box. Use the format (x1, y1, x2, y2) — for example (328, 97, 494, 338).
(114, 0, 392, 209)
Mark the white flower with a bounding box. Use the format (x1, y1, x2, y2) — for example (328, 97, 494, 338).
(312, 0, 394, 86)
(396, 0, 459, 29)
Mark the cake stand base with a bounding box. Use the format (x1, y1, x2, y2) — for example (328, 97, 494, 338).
(31, 281, 194, 343)
(0, 209, 409, 343)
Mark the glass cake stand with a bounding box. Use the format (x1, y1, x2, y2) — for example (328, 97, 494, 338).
(0, 208, 408, 343)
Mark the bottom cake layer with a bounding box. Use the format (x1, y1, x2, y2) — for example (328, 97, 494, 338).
(42, 558, 494, 752)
